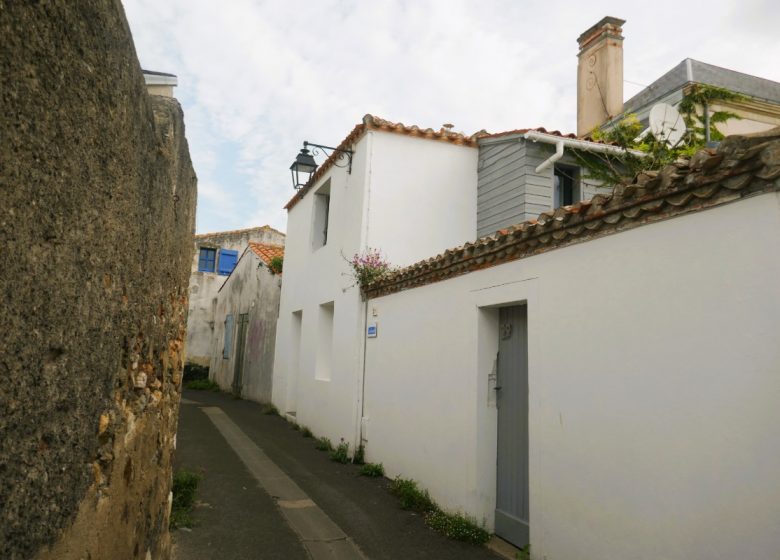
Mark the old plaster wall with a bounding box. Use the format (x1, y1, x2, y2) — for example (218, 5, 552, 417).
(187, 226, 285, 367)
(209, 252, 282, 403)
(0, 2, 196, 559)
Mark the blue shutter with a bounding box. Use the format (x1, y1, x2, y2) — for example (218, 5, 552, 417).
(217, 249, 239, 275)
(198, 248, 216, 272)
(223, 314, 234, 359)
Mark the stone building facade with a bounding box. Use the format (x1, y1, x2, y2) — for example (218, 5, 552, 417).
(186, 226, 284, 368)
(1, 2, 196, 559)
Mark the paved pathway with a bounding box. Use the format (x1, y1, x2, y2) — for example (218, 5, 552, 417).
(173, 389, 501, 560)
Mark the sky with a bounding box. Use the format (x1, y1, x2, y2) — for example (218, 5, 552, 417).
(123, 0, 780, 234)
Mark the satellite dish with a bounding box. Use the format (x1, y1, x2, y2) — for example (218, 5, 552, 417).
(649, 103, 686, 147)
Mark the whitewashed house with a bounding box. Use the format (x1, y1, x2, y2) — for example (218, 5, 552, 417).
(361, 130, 780, 558)
(271, 115, 481, 441)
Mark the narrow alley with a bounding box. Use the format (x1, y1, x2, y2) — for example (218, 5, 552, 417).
(173, 389, 503, 560)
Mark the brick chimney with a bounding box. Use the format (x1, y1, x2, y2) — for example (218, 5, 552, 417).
(576, 17, 625, 137)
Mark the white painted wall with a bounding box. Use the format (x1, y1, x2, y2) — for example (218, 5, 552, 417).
(365, 132, 478, 266)
(272, 130, 478, 450)
(364, 192, 780, 560)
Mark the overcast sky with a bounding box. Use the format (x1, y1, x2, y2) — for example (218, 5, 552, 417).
(124, 0, 780, 234)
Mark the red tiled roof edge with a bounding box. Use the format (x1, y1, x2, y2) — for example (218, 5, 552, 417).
(248, 242, 284, 267)
(364, 128, 780, 299)
(284, 115, 480, 211)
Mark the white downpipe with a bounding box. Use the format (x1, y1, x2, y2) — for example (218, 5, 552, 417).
(523, 130, 645, 174)
(534, 138, 564, 173)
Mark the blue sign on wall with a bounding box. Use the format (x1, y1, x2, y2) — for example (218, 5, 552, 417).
(367, 323, 378, 338)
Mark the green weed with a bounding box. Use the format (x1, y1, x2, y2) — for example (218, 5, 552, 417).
(260, 402, 279, 415)
(359, 463, 385, 477)
(300, 426, 313, 438)
(424, 510, 490, 545)
(329, 440, 350, 464)
(352, 444, 365, 465)
(389, 477, 438, 513)
(315, 437, 333, 452)
(184, 379, 220, 392)
(170, 469, 201, 529)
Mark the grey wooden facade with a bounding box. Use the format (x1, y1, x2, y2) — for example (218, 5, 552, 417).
(477, 136, 611, 238)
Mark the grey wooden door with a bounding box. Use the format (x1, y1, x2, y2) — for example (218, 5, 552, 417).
(495, 305, 529, 547)
(232, 313, 249, 396)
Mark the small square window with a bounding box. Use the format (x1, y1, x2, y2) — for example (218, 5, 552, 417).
(198, 247, 216, 272)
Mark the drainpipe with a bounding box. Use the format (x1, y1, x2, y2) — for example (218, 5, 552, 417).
(533, 138, 564, 173)
(359, 299, 368, 451)
(522, 130, 645, 173)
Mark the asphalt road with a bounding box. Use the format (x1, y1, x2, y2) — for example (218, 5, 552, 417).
(173, 389, 501, 560)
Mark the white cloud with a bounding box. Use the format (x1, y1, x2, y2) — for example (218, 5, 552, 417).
(123, 0, 780, 233)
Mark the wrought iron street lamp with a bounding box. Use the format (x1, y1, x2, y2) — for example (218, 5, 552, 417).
(289, 141, 353, 190)
(289, 146, 317, 189)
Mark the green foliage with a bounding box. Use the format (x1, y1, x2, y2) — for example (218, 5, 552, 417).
(678, 84, 745, 142)
(269, 255, 283, 275)
(516, 544, 531, 560)
(170, 469, 201, 529)
(300, 426, 313, 438)
(184, 378, 220, 392)
(579, 84, 745, 186)
(260, 402, 279, 415)
(424, 510, 490, 545)
(352, 444, 365, 465)
(389, 477, 438, 513)
(359, 462, 385, 477)
(329, 439, 350, 464)
(315, 437, 333, 452)
(388, 476, 490, 545)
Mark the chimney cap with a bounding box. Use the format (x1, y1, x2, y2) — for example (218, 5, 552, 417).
(577, 16, 626, 47)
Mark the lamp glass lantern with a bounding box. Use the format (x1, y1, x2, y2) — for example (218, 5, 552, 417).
(290, 147, 318, 189)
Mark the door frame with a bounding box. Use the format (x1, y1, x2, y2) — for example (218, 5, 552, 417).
(473, 277, 538, 546)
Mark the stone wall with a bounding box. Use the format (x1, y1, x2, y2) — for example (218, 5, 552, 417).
(0, 2, 197, 559)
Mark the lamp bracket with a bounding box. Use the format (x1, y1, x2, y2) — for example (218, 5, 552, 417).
(304, 141, 353, 174)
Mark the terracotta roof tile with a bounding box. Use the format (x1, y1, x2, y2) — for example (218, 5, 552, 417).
(365, 128, 780, 299)
(284, 115, 480, 211)
(248, 242, 284, 267)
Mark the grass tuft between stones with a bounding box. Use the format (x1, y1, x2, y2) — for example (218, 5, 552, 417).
(170, 469, 201, 529)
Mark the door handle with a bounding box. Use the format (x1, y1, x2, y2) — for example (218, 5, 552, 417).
(494, 386, 502, 391)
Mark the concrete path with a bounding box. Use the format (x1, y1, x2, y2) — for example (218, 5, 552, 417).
(173, 389, 501, 560)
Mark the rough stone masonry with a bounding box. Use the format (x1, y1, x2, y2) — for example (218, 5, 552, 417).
(0, 2, 197, 559)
